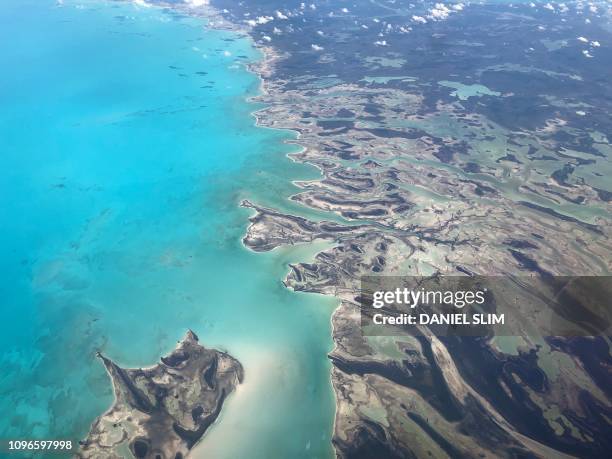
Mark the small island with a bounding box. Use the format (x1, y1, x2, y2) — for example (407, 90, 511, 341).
(77, 330, 243, 459)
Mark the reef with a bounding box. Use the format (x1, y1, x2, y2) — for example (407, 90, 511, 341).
(77, 330, 243, 459)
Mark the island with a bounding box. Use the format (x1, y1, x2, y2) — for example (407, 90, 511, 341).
(77, 330, 243, 459)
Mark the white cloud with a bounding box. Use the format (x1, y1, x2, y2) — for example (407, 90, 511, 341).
(577, 36, 589, 42)
(412, 15, 427, 24)
(262, 35, 272, 42)
(247, 16, 274, 26)
(185, 0, 208, 7)
(276, 10, 288, 20)
(374, 40, 388, 46)
(311, 44, 324, 51)
(591, 40, 600, 47)
(422, 3, 465, 22)
(582, 49, 593, 57)
(428, 3, 451, 21)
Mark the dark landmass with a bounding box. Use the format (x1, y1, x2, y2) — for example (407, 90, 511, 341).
(78, 330, 243, 459)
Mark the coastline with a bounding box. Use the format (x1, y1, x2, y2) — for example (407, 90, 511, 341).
(225, 16, 345, 458)
(132, 1, 343, 456)
(189, 3, 348, 454)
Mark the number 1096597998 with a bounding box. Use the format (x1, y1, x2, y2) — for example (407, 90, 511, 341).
(3, 440, 74, 453)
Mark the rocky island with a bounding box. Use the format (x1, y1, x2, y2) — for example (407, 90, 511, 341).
(77, 330, 243, 459)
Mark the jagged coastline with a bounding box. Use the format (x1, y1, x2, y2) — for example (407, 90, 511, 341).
(78, 330, 243, 458)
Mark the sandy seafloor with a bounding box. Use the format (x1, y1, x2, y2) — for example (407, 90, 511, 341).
(0, 1, 337, 457)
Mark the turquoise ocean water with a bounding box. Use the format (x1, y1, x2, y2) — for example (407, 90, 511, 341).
(0, 1, 336, 457)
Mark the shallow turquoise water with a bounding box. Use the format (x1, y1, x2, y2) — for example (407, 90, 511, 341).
(0, 1, 336, 457)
